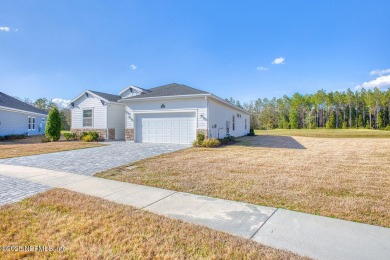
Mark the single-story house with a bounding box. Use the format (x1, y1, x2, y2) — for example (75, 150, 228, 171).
(0, 92, 48, 136)
(70, 83, 250, 144)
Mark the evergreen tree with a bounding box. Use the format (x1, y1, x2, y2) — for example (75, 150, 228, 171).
(45, 107, 62, 141)
(326, 112, 336, 129)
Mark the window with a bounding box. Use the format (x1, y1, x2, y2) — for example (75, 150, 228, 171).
(245, 118, 247, 130)
(83, 109, 93, 127)
(232, 115, 235, 131)
(28, 117, 35, 130)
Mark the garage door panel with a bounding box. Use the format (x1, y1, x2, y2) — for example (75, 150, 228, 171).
(136, 112, 196, 144)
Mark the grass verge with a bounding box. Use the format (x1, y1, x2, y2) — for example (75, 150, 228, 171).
(255, 128, 390, 138)
(0, 189, 304, 259)
(0, 142, 104, 159)
(97, 135, 390, 228)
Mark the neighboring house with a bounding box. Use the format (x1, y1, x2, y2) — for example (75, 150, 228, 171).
(70, 83, 250, 144)
(0, 92, 48, 137)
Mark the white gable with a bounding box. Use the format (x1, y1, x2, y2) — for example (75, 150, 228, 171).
(119, 86, 144, 98)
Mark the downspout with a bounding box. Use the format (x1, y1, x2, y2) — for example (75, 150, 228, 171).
(106, 104, 109, 140)
(206, 96, 209, 138)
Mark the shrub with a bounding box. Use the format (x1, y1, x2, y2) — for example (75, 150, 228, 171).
(383, 125, 390, 131)
(41, 136, 49, 143)
(192, 140, 200, 147)
(80, 131, 99, 142)
(248, 128, 255, 136)
(45, 107, 62, 141)
(64, 132, 76, 141)
(219, 135, 236, 145)
(342, 122, 348, 129)
(201, 138, 221, 148)
(82, 134, 94, 142)
(196, 132, 205, 145)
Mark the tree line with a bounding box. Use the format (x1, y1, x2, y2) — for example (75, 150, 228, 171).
(21, 97, 71, 130)
(228, 87, 390, 130)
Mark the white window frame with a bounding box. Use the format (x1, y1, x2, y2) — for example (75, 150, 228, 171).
(83, 109, 94, 127)
(28, 116, 36, 130)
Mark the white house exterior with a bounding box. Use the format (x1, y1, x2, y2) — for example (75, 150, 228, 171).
(70, 83, 250, 144)
(70, 90, 125, 140)
(0, 92, 47, 137)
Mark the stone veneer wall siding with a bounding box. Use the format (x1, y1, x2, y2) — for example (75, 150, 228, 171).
(71, 128, 107, 140)
(125, 128, 134, 141)
(108, 128, 115, 140)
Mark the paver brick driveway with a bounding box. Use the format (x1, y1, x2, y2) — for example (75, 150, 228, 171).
(0, 142, 189, 176)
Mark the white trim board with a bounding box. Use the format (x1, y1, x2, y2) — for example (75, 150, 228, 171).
(0, 106, 48, 117)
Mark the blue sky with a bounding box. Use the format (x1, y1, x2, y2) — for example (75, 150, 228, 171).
(1, 0, 390, 104)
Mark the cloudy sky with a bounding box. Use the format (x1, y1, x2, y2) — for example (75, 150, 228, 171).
(1, 0, 389, 102)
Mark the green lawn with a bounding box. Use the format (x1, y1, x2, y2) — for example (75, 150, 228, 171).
(255, 128, 390, 138)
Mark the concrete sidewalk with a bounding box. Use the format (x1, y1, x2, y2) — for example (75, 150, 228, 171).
(1, 164, 389, 260)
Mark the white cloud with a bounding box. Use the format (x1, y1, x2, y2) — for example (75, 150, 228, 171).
(256, 66, 269, 71)
(355, 75, 390, 90)
(130, 64, 137, 70)
(51, 98, 71, 109)
(272, 57, 285, 65)
(0, 26, 19, 32)
(370, 68, 390, 76)
(0, 26, 11, 32)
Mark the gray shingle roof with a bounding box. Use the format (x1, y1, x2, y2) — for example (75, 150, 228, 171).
(123, 83, 209, 99)
(0, 92, 47, 115)
(89, 90, 121, 102)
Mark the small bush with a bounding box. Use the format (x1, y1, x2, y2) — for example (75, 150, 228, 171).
(248, 128, 255, 136)
(192, 140, 200, 147)
(219, 135, 236, 145)
(41, 136, 49, 143)
(82, 134, 94, 142)
(81, 131, 99, 141)
(196, 132, 205, 145)
(383, 125, 390, 131)
(201, 138, 221, 148)
(193, 132, 205, 147)
(63, 132, 76, 141)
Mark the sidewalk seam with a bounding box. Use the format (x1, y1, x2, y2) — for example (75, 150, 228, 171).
(140, 191, 178, 210)
(101, 186, 137, 198)
(249, 208, 278, 240)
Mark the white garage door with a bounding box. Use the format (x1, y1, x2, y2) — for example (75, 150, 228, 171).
(135, 112, 196, 144)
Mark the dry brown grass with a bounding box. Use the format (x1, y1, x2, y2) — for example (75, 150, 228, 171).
(0, 141, 104, 159)
(97, 135, 390, 228)
(0, 189, 303, 259)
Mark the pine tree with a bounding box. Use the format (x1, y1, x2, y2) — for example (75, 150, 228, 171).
(326, 112, 336, 129)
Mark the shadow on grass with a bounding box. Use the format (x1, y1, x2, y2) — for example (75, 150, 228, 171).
(237, 135, 306, 149)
